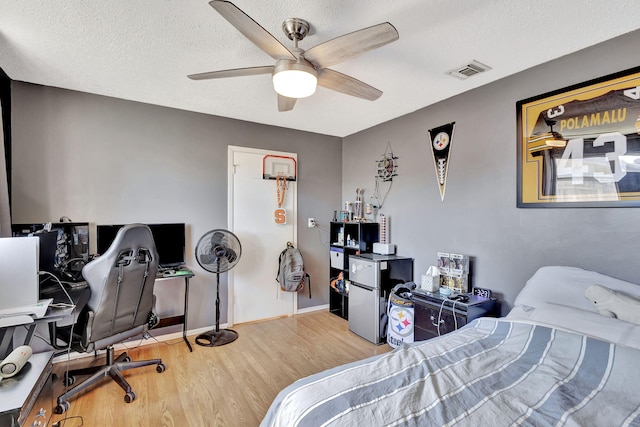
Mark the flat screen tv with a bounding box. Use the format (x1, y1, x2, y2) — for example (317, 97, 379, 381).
(96, 223, 186, 268)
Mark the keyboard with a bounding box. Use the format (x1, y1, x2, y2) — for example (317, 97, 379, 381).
(157, 268, 193, 278)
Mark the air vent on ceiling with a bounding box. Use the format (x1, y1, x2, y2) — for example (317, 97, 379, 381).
(447, 60, 492, 80)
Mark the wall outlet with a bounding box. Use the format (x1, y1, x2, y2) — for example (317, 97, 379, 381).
(307, 218, 316, 228)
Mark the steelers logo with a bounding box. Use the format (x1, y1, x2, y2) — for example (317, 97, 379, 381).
(389, 306, 414, 337)
(433, 132, 449, 151)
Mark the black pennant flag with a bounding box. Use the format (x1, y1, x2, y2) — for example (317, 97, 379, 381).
(428, 122, 455, 201)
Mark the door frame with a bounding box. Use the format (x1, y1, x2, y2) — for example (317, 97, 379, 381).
(227, 145, 298, 326)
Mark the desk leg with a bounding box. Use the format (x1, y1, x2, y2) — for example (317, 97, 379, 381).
(0, 327, 14, 359)
(183, 277, 193, 352)
(1, 324, 39, 357)
(24, 324, 37, 346)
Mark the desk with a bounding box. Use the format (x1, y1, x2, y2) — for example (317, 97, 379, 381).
(0, 351, 54, 427)
(155, 270, 194, 352)
(0, 286, 90, 359)
(41, 286, 91, 353)
(1, 271, 191, 355)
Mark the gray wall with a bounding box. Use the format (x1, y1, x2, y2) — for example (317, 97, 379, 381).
(10, 83, 341, 331)
(343, 30, 640, 313)
(10, 28, 640, 327)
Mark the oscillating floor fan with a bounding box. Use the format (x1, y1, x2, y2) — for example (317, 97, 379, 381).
(195, 229, 242, 346)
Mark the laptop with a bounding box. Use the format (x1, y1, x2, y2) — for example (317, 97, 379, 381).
(0, 236, 40, 310)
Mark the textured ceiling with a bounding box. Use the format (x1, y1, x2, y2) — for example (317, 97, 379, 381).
(2, 1, 640, 137)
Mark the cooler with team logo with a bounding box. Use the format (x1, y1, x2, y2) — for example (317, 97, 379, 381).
(387, 283, 416, 348)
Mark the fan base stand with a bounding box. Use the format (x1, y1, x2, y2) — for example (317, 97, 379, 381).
(195, 329, 239, 347)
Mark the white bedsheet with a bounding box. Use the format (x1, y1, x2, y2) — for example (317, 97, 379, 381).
(513, 266, 640, 312)
(261, 318, 640, 427)
(261, 266, 640, 426)
(506, 303, 640, 350)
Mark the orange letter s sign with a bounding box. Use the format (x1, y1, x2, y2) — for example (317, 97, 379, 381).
(274, 209, 287, 224)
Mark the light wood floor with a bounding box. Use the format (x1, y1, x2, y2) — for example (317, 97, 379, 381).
(49, 310, 390, 427)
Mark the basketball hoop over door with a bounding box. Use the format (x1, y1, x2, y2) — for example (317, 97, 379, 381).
(263, 155, 297, 224)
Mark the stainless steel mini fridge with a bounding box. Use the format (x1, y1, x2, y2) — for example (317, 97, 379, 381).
(348, 254, 413, 344)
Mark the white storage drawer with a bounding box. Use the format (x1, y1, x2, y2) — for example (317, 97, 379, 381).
(330, 247, 344, 269)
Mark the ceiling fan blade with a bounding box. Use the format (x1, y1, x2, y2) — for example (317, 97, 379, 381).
(188, 66, 274, 80)
(278, 94, 297, 112)
(317, 68, 382, 101)
(303, 22, 399, 69)
(209, 0, 296, 61)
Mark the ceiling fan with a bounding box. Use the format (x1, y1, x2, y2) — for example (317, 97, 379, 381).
(188, 0, 399, 112)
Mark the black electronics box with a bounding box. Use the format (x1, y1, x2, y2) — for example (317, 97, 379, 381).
(11, 222, 89, 282)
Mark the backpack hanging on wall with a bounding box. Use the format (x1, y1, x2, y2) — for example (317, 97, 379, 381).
(276, 242, 311, 298)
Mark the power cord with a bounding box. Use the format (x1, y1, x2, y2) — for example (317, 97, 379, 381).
(311, 221, 330, 247)
(55, 298, 81, 426)
(52, 415, 84, 427)
(451, 299, 459, 331)
(39, 271, 75, 309)
(437, 296, 462, 335)
(437, 299, 446, 336)
(116, 325, 185, 349)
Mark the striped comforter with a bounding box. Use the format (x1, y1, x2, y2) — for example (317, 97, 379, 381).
(261, 318, 640, 427)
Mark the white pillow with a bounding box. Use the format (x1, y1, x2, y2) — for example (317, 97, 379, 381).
(513, 266, 640, 314)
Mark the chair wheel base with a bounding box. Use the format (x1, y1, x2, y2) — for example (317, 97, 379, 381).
(54, 401, 70, 414)
(63, 374, 76, 386)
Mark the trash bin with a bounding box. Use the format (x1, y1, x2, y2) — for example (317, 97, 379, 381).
(387, 282, 416, 348)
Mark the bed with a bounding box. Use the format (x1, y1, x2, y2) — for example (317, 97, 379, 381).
(261, 266, 640, 427)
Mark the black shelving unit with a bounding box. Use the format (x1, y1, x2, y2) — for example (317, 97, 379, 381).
(328, 221, 379, 320)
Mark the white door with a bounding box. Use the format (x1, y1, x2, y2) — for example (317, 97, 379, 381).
(228, 146, 297, 324)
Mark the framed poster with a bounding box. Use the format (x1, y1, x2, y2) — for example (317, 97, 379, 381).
(517, 66, 640, 207)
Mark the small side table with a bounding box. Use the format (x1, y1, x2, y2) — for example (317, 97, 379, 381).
(412, 290, 497, 341)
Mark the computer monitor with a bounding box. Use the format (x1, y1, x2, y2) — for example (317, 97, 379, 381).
(149, 223, 187, 268)
(97, 223, 186, 268)
(35, 231, 58, 277)
(95, 225, 122, 256)
(0, 236, 40, 309)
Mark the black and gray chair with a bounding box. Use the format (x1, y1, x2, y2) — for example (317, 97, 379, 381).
(55, 224, 166, 414)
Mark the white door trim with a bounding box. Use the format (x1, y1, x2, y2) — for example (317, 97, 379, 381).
(227, 145, 298, 326)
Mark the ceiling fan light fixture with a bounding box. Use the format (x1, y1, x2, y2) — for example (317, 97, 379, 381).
(191, 2, 399, 111)
(273, 60, 318, 98)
